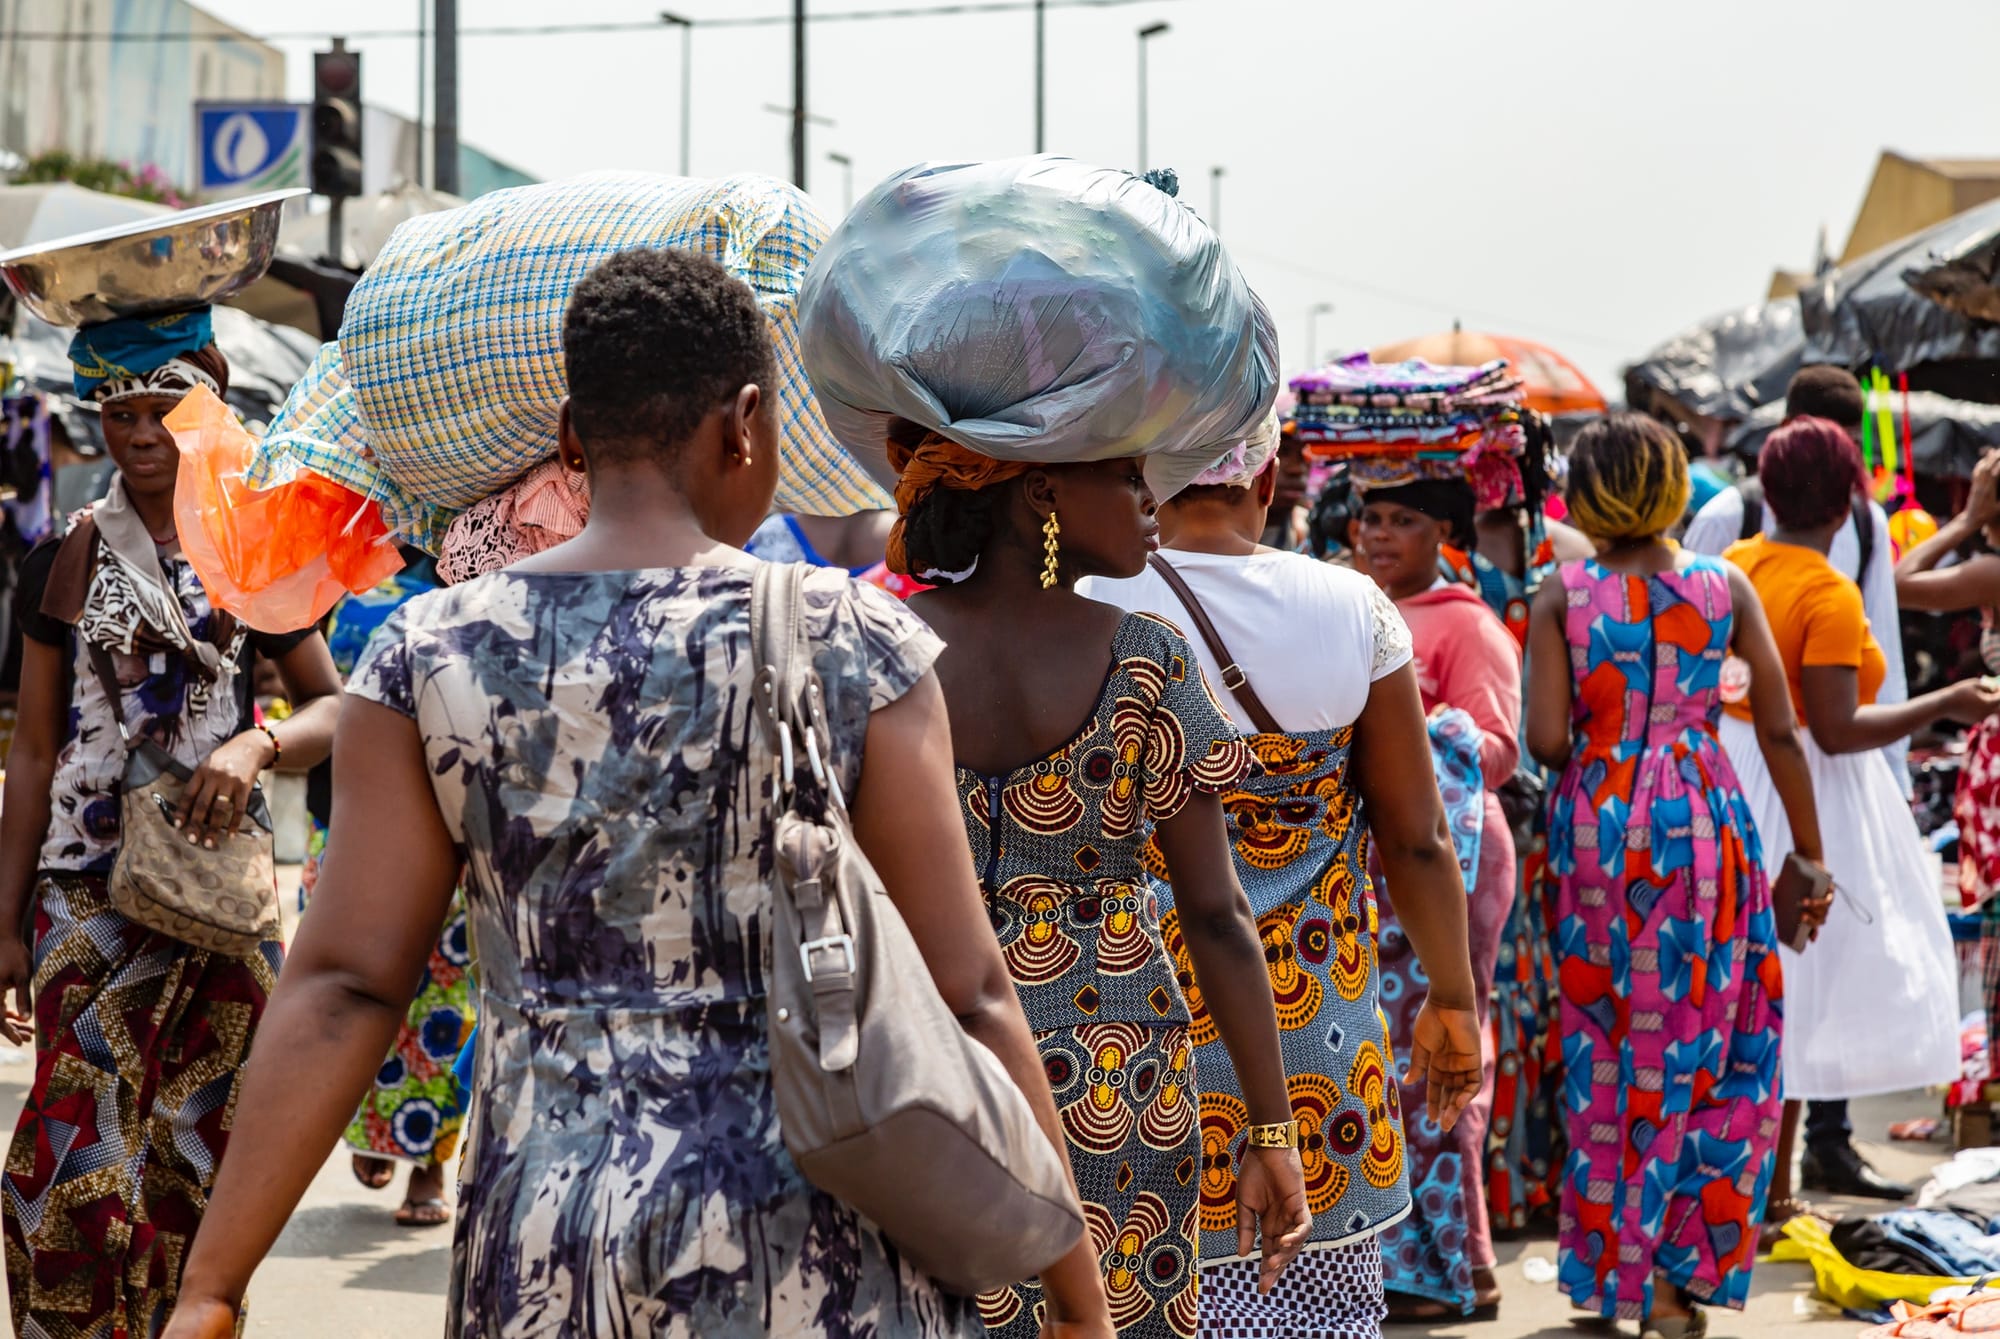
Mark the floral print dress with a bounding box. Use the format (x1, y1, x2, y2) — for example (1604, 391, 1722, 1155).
(1547, 558, 1781, 1320)
(960, 612, 1254, 1339)
(348, 564, 978, 1339)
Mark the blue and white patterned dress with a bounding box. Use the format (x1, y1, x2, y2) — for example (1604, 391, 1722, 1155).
(348, 563, 979, 1339)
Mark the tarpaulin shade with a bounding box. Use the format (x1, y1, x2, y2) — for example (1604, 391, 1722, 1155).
(1624, 298, 1803, 423)
(1802, 196, 2000, 370)
(1726, 388, 2000, 478)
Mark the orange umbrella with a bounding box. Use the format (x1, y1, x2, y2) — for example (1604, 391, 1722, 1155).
(1369, 328, 1607, 416)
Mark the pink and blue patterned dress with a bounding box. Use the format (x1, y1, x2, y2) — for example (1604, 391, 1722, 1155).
(1547, 557, 1782, 1320)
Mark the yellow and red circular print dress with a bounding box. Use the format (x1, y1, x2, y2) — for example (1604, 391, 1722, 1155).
(957, 612, 1254, 1339)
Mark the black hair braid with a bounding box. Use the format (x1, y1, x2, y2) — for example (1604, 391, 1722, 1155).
(899, 486, 1000, 576)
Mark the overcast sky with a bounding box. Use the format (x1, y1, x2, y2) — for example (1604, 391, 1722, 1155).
(198, 0, 2000, 400)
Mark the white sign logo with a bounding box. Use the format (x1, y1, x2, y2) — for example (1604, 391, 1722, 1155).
(214, 113, 272, 179)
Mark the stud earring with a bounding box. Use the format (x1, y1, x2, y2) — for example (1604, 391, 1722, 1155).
(1040, 511, 1061, 589)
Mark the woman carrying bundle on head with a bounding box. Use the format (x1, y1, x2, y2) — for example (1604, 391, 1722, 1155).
(1082, 421, 1483, 1339)
(1524, 413, 1831, 1339)
(802, 158, 1314, 1338)
(0, 308, 344, 1334)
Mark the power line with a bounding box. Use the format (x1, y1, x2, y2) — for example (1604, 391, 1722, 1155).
(0, 0, 1167, 43)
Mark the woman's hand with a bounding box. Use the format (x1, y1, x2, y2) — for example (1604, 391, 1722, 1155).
(1404, 1000, 1483, 1130)
(176, 731, 274, 849)
(1968, 452, 2000, 528)
(159, 1296, 238, 1339)
(1235, 1144, 1312, 1292)
(1788, 853, 1836, 940)
(1942, 677, 2000, 726)
(0, 934, 31, 1046)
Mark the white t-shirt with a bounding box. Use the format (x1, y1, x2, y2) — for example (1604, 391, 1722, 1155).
(1080, 550, 1412, 734)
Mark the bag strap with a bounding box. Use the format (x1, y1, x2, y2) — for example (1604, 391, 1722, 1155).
(749, 562, 861, 1074)
(1145, 553, 1282, 734)
(1851, 493, 1875, 582)
(1736, 478, 1764, 543)
(84, 642, 131, 742)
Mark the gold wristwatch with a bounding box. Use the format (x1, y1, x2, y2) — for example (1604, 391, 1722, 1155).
(1244, 1119, 1299, 1150)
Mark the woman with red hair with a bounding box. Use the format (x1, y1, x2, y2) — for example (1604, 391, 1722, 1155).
(1719, 415, 1996, 1221)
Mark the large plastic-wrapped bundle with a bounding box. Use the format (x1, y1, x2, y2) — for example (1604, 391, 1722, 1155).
(251, 172, 888, 552)
(799, 156, 1277, 498)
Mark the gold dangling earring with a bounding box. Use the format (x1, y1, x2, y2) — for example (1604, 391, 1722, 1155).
(1040, 511, 1062, 589)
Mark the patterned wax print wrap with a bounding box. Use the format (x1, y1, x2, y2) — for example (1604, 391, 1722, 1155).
(252, 173, 887, 551)
(955, 612, 1256, 1339)
(1547, 556, 1782, 1321)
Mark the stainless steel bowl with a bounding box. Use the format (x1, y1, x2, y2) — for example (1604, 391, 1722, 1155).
(0, 188, 307, 328)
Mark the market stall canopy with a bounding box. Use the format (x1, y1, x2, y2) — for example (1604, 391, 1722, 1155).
(1725, 388, 2000, 478)
(1905, 213, 2000, 325)
(1624, 296, 1803, 423)
(1801, 195, 2000, 369)
(1369, 328, 1606, 416)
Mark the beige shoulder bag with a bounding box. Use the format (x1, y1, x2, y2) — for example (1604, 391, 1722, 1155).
(750, 563, 1083, 1297)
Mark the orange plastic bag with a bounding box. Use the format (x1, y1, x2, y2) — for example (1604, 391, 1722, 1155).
(170, 386, 404, 631)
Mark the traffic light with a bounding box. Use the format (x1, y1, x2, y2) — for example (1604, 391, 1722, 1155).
(311, 46, 364, 200)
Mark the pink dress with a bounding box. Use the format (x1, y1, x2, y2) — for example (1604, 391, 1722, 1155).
(1548, 557, 1781, 1320)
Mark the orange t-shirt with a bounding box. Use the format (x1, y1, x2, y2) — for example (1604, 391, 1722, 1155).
(1722, 535, 1886, 725)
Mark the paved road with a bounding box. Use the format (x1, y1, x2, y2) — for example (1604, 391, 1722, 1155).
(0, 874, 1954, 1335)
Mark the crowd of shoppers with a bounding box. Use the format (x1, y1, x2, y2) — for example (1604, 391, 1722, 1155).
(0, 158, 1986, 1339)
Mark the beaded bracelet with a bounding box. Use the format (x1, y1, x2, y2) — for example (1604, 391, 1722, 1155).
(257, 721, 282, 766)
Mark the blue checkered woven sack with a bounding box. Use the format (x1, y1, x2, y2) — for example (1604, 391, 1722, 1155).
(253, 173, 888, 549)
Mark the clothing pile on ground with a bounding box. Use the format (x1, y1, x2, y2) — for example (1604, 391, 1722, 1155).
(1289, 354, 1528, 510)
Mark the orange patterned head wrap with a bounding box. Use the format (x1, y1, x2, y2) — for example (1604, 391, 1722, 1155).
(885, 433, 1034, 575)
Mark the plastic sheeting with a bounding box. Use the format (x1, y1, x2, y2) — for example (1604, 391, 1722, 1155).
(798, 156, 1278, 500)
(1623, 297, 1803, 422)
(1907, 211, 2000, 325)
(1725, 388, 2000, 477)
(1802, 197, 2000, 370)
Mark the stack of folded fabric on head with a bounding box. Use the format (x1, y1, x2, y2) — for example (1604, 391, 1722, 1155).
(1288, 353, 1528, 512)
(189, 172, 889, 623)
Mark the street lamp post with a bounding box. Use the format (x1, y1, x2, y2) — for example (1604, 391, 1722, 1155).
(1137, 21, 1169, 172)
(827, 151, 854, 212)
(1209, 165, 1223, 233)
(1305, 301, 1335, 370)
(660, 11, 692, 176)
(1033, 0, 1046, 153)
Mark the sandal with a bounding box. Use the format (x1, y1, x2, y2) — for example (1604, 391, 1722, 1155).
(1384, 1291, 1451, 1324)
(394, 1197, 452, 1228)
(1639, 1307, 1707, 1339)
(351, 1154, 395, 1191)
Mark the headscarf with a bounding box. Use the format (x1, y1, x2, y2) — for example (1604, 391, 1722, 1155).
(1186, 408, 1282, 489)
(884, 433, 1034, 575)
(1356, 478, 1477, 549)
(68, 309, 228, 404)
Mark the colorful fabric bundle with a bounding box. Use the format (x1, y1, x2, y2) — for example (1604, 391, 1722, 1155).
(1289, 354, 1529, 511)
(250, 172, 886, 556)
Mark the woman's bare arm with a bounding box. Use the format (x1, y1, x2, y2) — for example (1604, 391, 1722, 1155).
(1524, 579, 1573, 771)
(1724, 566, 1822, 863)
(0, 639, 66, 1044)
(1349, 662, 1481, 1126)
(170, 698, 460, 1324)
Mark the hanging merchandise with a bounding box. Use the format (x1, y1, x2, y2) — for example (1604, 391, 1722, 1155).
(1287, 353, 1532, 512)
(171, 385, 403, 629)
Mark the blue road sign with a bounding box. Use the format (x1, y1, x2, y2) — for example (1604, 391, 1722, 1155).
(195, 103, 308, 199)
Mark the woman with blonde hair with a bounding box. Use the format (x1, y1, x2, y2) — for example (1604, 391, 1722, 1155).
(1525, 413, 1828, 1339)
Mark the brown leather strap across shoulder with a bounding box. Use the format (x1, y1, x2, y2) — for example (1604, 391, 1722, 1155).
(1144, 553, 1282, 735)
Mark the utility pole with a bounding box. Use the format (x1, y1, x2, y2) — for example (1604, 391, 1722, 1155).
(791, 0, 807, 190)
(1137, 22, 1168, 173)
(416, 1, 428, 187)
(1209, 165, 1223, 233)
(433, 0, 460, 196)
(1305, 301, 1334, 371)
(827, 151, 854, 212)
(1033, 0, 1045, 153)
(661, 12, 692, 176)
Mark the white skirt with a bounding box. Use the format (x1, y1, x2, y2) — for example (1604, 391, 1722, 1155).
(1716, 713, 1959, 1100)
